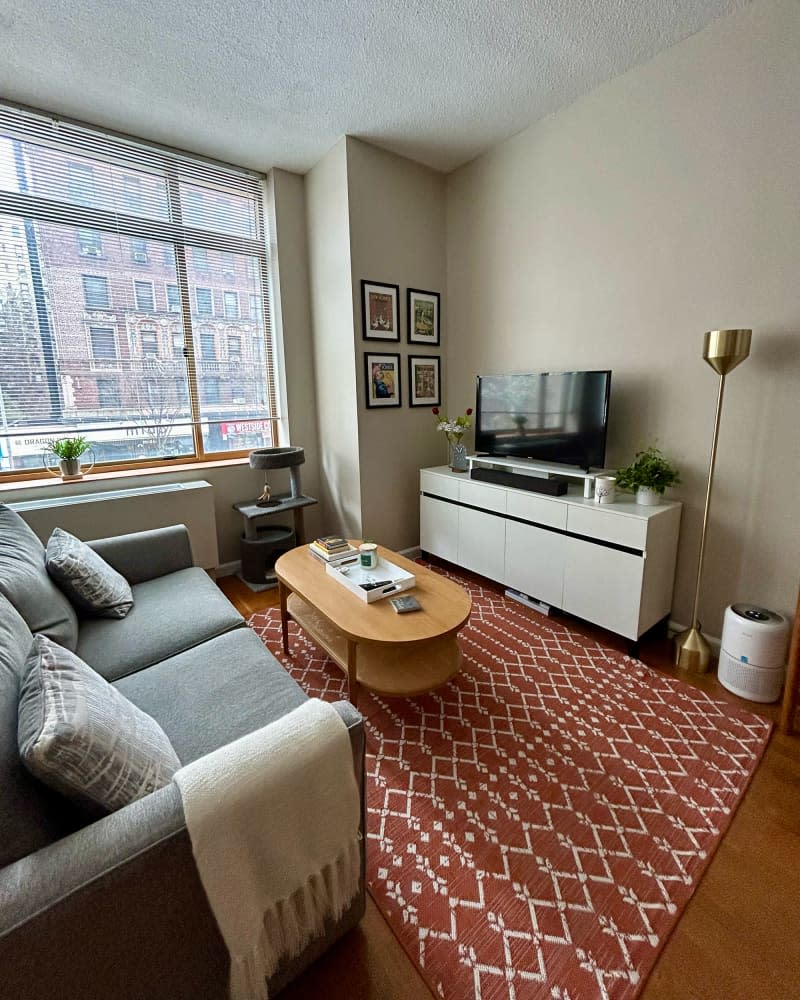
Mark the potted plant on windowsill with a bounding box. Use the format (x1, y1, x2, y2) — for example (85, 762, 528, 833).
(46, 437, 95, 481)
(616, 446, 681, 506)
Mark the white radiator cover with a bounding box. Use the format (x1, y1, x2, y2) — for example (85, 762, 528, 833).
(9, 481, 219, 569)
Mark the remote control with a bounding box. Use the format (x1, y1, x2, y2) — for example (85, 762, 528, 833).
(390, 595, 421, 614)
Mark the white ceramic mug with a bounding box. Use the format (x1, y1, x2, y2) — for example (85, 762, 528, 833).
(594, 476, 617, 504)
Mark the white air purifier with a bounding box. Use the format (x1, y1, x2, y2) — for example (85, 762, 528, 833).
(718, 604, 790, 703)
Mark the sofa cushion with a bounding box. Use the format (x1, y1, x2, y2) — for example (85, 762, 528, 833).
(46, 527, 134, 619)
(115, 628, 307, 764)
(76, 567, 244, 682)
(0, 505, 79, 650)
(0, 596, 84, 868)
(18, 635, 180, 812)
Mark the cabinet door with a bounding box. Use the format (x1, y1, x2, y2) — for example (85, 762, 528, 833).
(505, 521, 565, 608)
(420, 495, 459, 563)
(458, 507, 505, 582)
(562, 538, 644, 639)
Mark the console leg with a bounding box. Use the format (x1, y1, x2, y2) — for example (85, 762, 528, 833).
(627, 639, 640, 659)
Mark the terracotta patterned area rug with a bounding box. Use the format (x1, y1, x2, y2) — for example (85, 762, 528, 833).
(248, 564, 771, 1000)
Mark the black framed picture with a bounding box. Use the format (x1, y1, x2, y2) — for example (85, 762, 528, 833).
(361, 280, 400, 341)
(364, 352, 401, 408)
(408, 354, 440, 407)
(407, 288, 440, 346)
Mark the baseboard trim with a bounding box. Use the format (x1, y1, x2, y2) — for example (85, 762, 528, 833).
(216, 559, 242, 579)
(667, 619, 721, 651)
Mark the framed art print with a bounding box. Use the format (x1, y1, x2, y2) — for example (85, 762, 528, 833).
(365, 352, 401, 408)
(407, 288, 440, 346)
(408, 354, 440, 407)
(361, 280, 400, 341)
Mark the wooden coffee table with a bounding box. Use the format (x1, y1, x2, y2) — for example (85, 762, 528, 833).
(275, 543, 471, 705)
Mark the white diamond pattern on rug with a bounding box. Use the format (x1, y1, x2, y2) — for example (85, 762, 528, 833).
(249, 563, 771, 1000)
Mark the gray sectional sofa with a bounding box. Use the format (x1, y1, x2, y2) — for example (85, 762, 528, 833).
(0, 506, 365, 999)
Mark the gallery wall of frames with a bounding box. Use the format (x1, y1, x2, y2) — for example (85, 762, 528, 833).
(361, 279, 440, 410)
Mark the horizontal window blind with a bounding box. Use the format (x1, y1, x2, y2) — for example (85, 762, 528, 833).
(0, 104, 278, 475)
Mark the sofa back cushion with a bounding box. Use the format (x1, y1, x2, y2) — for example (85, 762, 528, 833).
(0, 505, 79, 650)
(0, 595, 81, 868)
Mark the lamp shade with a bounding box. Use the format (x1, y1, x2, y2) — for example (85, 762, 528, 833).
(703, 329, 752, 376)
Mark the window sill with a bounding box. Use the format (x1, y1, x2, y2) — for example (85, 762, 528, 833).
(0, 456, 252, 494)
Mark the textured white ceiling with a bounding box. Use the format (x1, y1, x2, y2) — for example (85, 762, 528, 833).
(0, 0, 749, 174)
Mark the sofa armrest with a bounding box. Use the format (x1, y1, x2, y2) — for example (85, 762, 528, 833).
(0, 783, 228, 1000)
(0, 702, 365, 1000)
(88, 524, 194, 584)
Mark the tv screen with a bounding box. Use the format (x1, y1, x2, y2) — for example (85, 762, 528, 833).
(475, 370, 611, 470)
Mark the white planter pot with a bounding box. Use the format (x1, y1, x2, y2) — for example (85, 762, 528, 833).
(635, 486, 662, 506)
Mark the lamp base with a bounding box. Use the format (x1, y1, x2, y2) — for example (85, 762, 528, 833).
(674, 624, 712, 674)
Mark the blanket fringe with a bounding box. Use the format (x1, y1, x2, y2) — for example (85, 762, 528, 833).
(229, 835, 362, 1000)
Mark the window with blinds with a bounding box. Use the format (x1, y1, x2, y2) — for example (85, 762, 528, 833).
(0, 105, 278, 476)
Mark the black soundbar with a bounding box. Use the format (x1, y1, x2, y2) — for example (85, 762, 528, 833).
(470, 467, 569, 496)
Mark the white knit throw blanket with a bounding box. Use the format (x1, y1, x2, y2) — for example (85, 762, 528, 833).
(173, 699, 361, 1000)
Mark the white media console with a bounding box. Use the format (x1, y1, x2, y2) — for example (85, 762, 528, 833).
(419, 463, 682, 643)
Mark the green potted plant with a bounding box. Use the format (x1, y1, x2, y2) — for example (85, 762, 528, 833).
(616, 446, 681, 506)
(46, 436, 94, 480)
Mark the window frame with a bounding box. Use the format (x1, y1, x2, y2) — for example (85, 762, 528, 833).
(89, 325, 118, 363)
(195, 286, 213, 316)
(166, 282, 181, 313)
(133, 277, 156, 313)
(223, 289, 239, 320)
(0, 104, 280, 482)
(82, 273, 110, 310)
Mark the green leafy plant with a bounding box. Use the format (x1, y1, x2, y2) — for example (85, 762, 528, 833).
(48, 436, 91, 461)
(616, 446, 681, 495)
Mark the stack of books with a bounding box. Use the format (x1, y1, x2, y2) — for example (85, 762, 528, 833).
(309, 536, 358, 565)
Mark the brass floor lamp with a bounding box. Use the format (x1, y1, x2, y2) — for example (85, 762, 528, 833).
(674, 329, 752, 673)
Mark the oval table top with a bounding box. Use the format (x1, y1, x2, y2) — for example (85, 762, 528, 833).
(275, 542, 471, 645)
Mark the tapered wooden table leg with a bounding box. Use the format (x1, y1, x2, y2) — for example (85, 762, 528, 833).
(278, 580, 290, 655)
(346, 638, 360, 708)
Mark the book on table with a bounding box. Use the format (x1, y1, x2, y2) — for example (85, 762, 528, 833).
(309, 542, 358, 565)
(308, 539, 358, 562)
(313, 535, 351, 554)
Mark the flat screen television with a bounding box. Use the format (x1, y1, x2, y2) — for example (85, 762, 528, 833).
(474, 370, 611, 470)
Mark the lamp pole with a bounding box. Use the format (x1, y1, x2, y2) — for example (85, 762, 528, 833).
(674, 329, 751, 673)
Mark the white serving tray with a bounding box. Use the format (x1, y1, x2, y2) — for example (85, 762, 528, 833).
(326, 556, 416, 603)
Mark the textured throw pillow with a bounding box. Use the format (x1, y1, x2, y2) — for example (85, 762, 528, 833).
(46, 527, 134, 619)
(18, 635, 180, 812)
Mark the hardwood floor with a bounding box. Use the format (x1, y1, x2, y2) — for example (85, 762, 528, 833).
(219, 571, 800, 999)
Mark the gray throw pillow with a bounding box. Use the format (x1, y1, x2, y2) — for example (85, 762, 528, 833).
(46, 527, 134, 619)
(18, 635, 180, 812)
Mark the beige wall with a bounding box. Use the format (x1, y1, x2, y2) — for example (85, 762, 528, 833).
(445, 0, 800, 635)
(304, 139, 363, 538)
(345, 138, 447, 550)
(270, 168, 323, 542)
